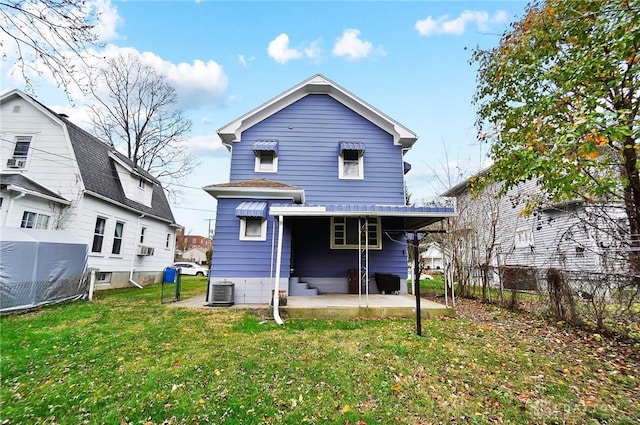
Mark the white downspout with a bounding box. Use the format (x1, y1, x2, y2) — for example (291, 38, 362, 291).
(272, 215, 284, 325)
(129, 214, 145, 289)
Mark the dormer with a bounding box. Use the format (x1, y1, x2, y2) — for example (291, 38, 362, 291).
(108, 152, 154, 208)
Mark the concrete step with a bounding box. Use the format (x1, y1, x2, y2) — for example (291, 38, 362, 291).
(289, 280, 319, 296)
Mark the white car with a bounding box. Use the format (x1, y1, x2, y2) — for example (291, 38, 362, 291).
(173, 262, 208, 276)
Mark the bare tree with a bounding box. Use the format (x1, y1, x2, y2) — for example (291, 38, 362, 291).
(86, 53, 197, 199)
(1, 0, 102, 95)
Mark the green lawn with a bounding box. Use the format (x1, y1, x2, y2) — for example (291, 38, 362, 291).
(1, 277, 639, 424)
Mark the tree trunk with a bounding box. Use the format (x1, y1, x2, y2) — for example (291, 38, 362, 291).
(622, 137, 640, 283)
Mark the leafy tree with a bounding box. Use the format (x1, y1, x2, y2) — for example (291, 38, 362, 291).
(1, 0, 102, 95)
(86, 52, 197, 199)
(472, 0, 640, 277)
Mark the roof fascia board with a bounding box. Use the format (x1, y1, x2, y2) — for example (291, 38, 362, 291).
(218, 74, 417, 148)
(269, 205, 457, 218)
(203, 186, 305, 203)
(84, 190, 174, 224)
(6, 184, 71, 205)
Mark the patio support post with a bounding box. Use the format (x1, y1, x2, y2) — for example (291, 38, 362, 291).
(414, 231, 422, 336)
(272, 215, 284, 325)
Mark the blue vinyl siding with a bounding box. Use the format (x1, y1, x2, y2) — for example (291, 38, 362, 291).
(291, 217, 408, 279)
(230, 94, 406, 205)
(210, 198, 291, 278)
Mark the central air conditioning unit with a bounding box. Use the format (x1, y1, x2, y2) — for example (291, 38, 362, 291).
(207, 280, 234, 307)
(137, 246, 155, 256)
(6, 158, 26, 168)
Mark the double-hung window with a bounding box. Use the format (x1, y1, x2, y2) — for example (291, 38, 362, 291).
(331, 217, 381, 249)
(112, 222, 124, 255)
(92, 217, 107, 253)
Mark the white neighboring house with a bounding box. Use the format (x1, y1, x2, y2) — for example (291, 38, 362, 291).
(0, 89, 179, 290)
(181, 246, 208, 264)
(443, 170, 628, 288)
(420, 242, 445, 271)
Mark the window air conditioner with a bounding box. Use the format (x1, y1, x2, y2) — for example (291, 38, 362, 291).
(137, 246, 155, 256)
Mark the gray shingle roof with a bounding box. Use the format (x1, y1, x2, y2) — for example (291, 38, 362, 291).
(62, 118, 175, 223)
(16, 91, 176, 224)
(0, 173, 69, 203)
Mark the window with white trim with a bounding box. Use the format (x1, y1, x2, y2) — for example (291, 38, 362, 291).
(255, 150, 278, 172)
(6, 135, 32, 169)
(96, 272, 112, 283)
(139, 226, 147, 244)
(166, 233, 171, 249)
(92, 217, 106, 253)
(138, 178, 146, 190)
(514, 226, 533, 248)
(331, 217, 381, 249)
(13, 135, 31, 159)
(338, 150, 363, 179)
(239, 217, 267, 241)
(20, 211, 50, 229)
(112, 222, 124, 255)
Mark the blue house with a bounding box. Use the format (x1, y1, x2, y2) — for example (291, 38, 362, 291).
(204, 75, 455, 305)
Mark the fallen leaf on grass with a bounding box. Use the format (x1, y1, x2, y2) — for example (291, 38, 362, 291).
(341, 404, 351, 413)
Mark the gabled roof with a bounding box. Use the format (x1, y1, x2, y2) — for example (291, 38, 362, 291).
(0, 173, 70, 204)
(203, 178, 305, 203)
(441, 167, 491, 197)
(1, 89, 175, 224)
(218, 74, 418, 148)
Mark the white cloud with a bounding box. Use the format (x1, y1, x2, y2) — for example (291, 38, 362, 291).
(268, 33, 303, 64)
(303, 39, 324, 62)
(267, 34, 323, 64)
(92, 0, 122, 41)
(332, 29, 384, 61)
(238, 54, 256, 68)
(415, 10, 507, 36)
(188, 134, 229, 157)
(95, 45, 228, 110)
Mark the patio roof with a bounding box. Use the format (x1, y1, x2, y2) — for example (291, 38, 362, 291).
(269, 203, 456, 230)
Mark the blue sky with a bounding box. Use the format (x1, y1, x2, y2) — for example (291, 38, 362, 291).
(2, 0, 527, 236)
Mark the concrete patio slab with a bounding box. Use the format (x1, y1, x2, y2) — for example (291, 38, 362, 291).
(169, 293, 454, 319)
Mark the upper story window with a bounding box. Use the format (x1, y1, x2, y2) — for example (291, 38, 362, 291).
(514, 226, 533, 248)
(6, 135, 32, 169)
(139, 226, 147, 244)
(21, 211, 50, 229)
(331, 217, 381, 250)
(253, 141, 278, 173)
(166, 233, 171, 249)
(138, 178, 146, 190)
(338, 142, 365, 180)
(92, 217, 106, 253)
